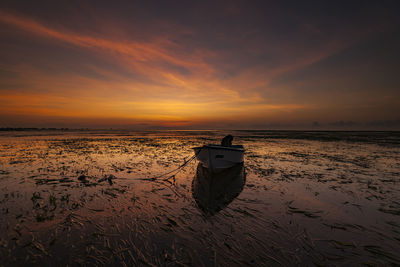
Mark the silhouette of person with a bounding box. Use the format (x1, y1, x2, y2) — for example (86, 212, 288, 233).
(221, 135, 233, 146)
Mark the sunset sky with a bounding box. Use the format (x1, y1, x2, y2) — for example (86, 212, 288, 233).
(0, 1, 399, 130)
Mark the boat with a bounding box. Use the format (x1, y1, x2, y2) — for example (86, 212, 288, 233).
(192, 144, 245, 172)
(192, 163, 246, 215)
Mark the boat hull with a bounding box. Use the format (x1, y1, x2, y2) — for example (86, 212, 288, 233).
(193, 145, 244, 172)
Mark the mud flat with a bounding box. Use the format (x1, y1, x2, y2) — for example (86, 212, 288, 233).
(0, 130, 399, 266)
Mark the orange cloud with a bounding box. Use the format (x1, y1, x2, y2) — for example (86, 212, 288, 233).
(0, 8, 373, 128)
(0, 10, 204, 68)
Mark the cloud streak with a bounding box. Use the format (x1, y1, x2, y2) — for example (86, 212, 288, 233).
(0, 2, 398, 129)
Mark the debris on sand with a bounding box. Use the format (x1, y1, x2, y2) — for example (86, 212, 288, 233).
(98, 174, 116, 185)
(77, 174, 87, 182)
(77, 174, 97, 186)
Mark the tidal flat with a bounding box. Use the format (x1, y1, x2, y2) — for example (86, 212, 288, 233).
(0, 130, 399, 266)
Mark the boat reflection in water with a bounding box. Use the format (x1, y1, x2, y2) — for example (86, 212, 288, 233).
(192, 162, 246, 215)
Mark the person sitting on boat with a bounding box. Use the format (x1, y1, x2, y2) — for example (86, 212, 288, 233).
(221, 135, 233, 147)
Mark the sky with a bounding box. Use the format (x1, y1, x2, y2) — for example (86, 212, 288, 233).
(0, 0, 399, 130)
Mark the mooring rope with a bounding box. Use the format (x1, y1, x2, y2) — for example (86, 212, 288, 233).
(135, 146, 203, 182)
(136, 154, 197, 181)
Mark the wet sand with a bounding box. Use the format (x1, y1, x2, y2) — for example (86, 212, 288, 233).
(0, 130, 399, 266)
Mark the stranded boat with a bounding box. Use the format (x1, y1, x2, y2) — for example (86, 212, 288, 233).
(193, 135, 245, 172)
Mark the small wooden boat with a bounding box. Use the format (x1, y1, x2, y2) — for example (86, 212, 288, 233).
(192, 144, 245, 172)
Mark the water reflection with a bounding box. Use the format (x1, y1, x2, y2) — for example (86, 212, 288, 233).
(1, 130, 400, 265)
(192, 163, 246, 215)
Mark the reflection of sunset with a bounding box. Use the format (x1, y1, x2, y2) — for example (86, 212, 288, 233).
(0, 3, 399, 129)
(1, 130, 399, 265)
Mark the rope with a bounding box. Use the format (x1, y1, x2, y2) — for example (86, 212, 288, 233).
(136, 154, 197, 181)
(135, 146, 203, 182)
(116, 147, 203, 200)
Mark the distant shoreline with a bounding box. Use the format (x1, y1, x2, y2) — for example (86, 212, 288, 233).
(1, 128, 399, 132)
(0, 128, 87, 131)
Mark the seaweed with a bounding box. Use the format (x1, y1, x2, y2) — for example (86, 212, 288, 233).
(0, 130, 399, 266)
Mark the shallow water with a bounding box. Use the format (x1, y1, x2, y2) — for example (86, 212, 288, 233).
(0, 130, 399, 266)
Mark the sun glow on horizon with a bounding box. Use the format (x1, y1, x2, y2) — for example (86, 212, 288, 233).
(0, 3, 399, 130)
